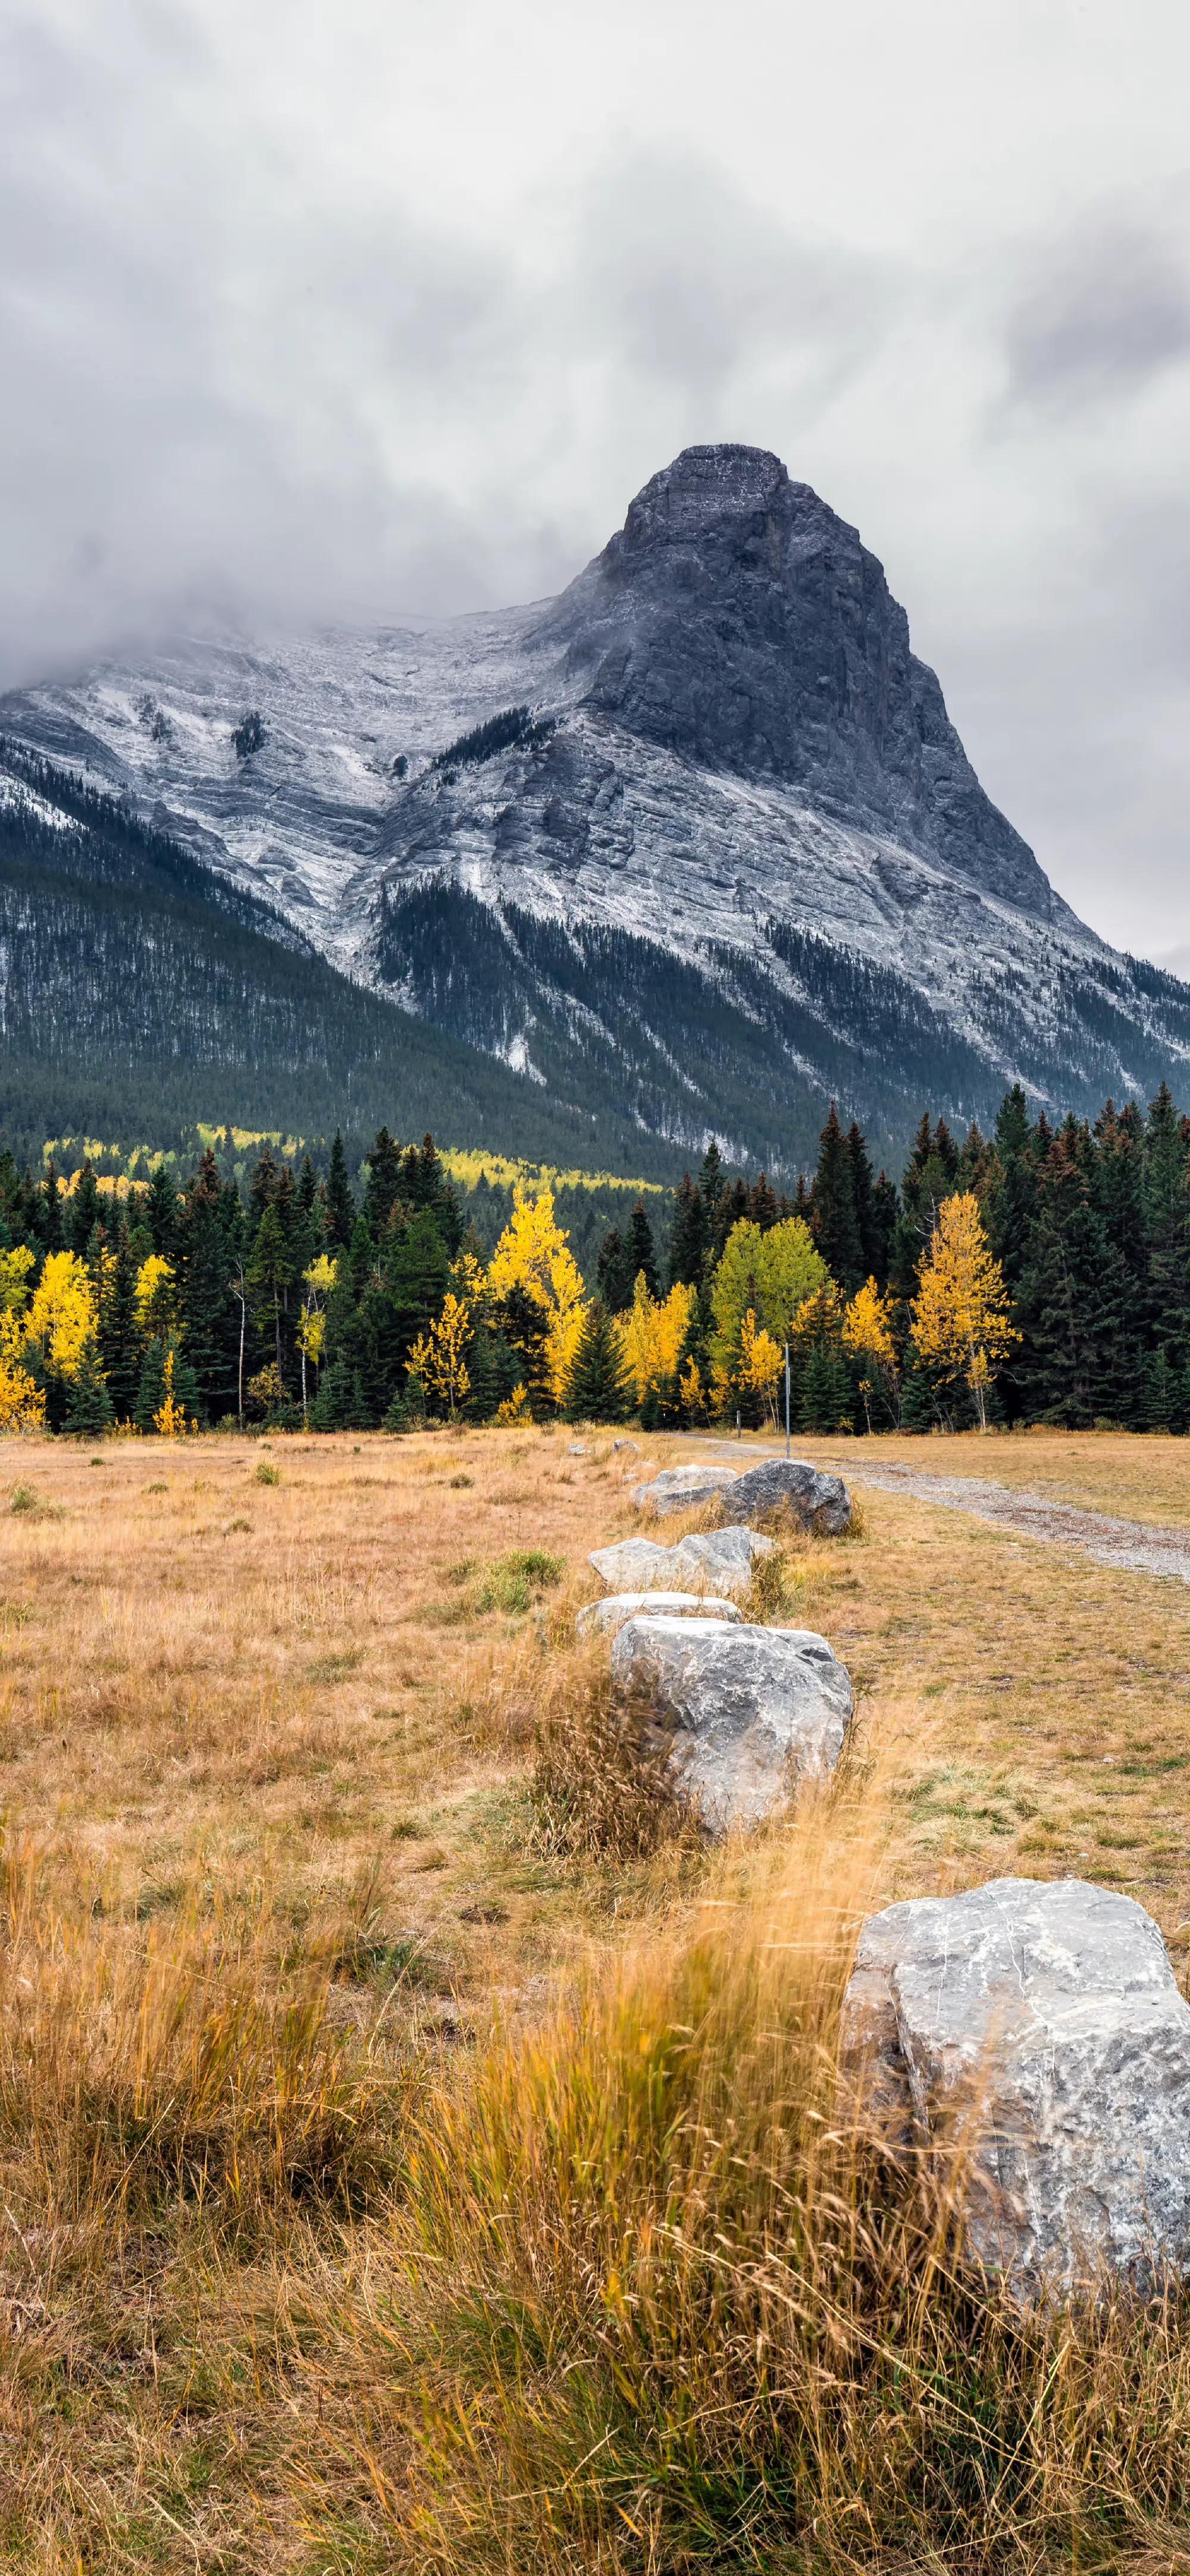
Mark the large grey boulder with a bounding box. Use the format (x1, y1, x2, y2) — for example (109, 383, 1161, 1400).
(632, 1464, 741, 1518)
(578, 1590, 742, 1636)
(674, 1525, 774, 1596)
(726, 1457, 851, 1534)
(589, 1525, 774, 1600)
(843, 1877, 1190, 2295)
(611, 1616, 851, 1834)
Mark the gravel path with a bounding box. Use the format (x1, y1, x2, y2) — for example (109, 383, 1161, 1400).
(688, 1441, 1190, 1584)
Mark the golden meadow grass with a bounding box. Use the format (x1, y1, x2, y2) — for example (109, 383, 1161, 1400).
(2, 1424, 1190, 2565)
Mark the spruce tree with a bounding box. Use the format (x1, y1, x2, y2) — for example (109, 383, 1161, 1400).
(811, 1104, 863, 1292)
(562, 1299, 633, 1423)
(798, 1340, 853, 1434)
(666, 1175, 707, 1287)
(325, 1131, 356, 1250)
(747, 1170, 779, 1232)
(39, 1160, 63, 1252)
(65, 1343, 114, 1437)
(1142, 1082, 1190, 1371)
(1014, 1122, 1129, 1426)
(67, 1162, 101, 1258)
(364, 1129, 403, 1237)
(99, 1221, 140, 1421)
(845, 1124, 882, 1282)
(625, 1199, 659, 1297)
(145, 1162, 177, 1259)
(596, 1227, 634, 1313)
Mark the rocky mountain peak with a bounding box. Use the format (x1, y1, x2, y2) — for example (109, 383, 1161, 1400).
(540, 441, 1060, 921)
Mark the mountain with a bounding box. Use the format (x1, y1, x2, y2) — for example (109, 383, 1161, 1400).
(5, 441, 1189, 1174)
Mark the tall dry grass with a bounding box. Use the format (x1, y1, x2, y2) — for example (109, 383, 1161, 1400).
(334, 1791, 1190, 2574)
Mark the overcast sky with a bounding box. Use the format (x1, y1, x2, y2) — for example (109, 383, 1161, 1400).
(4, 0, 1189, 960)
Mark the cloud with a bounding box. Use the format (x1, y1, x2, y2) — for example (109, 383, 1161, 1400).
(1004, 214, 1190, 410)
(1, 0, 1189, 961)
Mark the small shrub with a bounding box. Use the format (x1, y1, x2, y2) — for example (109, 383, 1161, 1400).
(10, 1486, 39, 1515)
(472, 1549, 565, 1615)
(449, 1472, 473, 1489)
(255, 1461, 281, 1487)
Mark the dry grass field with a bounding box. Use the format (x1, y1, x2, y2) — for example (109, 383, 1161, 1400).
(4, 1424, 1190, 2569)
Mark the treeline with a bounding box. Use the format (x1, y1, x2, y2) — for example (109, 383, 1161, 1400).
(4, 1077, 1190, 1437)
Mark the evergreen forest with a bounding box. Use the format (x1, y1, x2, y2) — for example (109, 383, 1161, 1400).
(4, 1079, 1190, 1438)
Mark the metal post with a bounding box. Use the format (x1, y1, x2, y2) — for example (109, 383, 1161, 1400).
(784, 1342, 790, 1458)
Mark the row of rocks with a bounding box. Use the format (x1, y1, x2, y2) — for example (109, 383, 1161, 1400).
(584, 1458, 856, 1837)
(584, 1446, 1190, 2299)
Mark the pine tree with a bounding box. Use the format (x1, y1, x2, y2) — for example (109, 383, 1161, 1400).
(39, 1160, 63, 1252)
(247, 1204, 296, 1384)
(697, 1140, 725, 1215)
(325, 1130, 356, 1250)
(65, 1342, 114, 1437)
(364, 1128, 403, 1237)
(667, 1175, 707, 1287)
(1142, 1081, 1190, 1371)
(798, 1340, 853, 1434)
(747, 1170, 779, 1232)
(98, 1221, 140, 1420)
(562, 1300, 633, 1422)
(1014, 1123, 1129, 1427)
(67, 1162, 101, 1258)
(596, 1227, 634, 1313)
(845, 1124, 882, 1283)
(625, 1200, 659, 1298)
(145, 1162, 178, 1258)
(811, 1104, 863, 1292)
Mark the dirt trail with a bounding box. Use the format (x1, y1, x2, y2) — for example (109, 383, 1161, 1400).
(686, 1440, 1190, 1585)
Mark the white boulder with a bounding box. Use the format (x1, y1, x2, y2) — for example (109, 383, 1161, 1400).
(631, 1464, 741, 1518)
(578, 1590, 742, 1636)
(843, 1876, 1190, 2295)
(588, 1537, 679, 1591)
(610, 1615, 851, 1834)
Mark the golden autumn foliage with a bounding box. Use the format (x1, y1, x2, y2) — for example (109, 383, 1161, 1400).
(20, 1251, 97, 1381)
(912, 1190, 1019, 1430)
(134, 1252, 177, 1339)
(615, 1275, 696, 1406)
(487, 1187, 587, 1402)
(409, 1292, 472, 1418)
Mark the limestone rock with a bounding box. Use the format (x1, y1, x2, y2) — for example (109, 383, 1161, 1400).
(674, 1525, 774, 1596)
(612, 1437, 639, 1454)
(567, 1440, 588, 1456)
(726, 1457, 851, 1534)
(588, 1537, 678, 1591)
(589, 1525, 773, 1599)
(844, 1876, 1190, 2294)
(632, 1464, 741, 1518)
(610, 1615, 851, 1833)
(578, 1590, 742, 1636)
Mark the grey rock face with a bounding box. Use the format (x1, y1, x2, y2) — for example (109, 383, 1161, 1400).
(578, 1589, 742, 1635)
(541, 444, 1058, 920)
(631, 1464, 741, 1518)
(589, 1525, 772, 1599)
(589, 1537, 678, 1591)
(674, 1525, 775, 1594)
(611, 1615, 852, 1833)
(726, 1458, 852, 1534)
(844, 1876, 1190, 2295)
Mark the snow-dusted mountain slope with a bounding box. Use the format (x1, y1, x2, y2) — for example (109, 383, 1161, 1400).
(5, 443, 1189, 1170)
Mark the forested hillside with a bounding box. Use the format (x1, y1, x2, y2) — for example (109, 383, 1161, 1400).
(3, 1076, 1190, 1440)
(0, 744, 685, 1176)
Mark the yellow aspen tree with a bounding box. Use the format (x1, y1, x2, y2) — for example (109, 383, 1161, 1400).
(22, 1252, 98, 1380)
(487, 1187, 586, 1403)
(134, 1254, 177, 1341)
(739, 1308, 784, 1425)
(843, 1277, 898, 1431)
(409, 1292, 472, 1419)
(616, 1274, 695, 1407)
(911, 1192, 1019, 1431)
